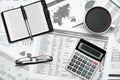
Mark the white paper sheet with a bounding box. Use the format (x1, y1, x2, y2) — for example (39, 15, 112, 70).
(48, 0, 87, 33)
(31, 29, 109, 80)
(0, 45, 76, 80)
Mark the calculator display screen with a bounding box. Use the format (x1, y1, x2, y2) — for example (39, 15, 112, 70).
(78, 43, 103, 60)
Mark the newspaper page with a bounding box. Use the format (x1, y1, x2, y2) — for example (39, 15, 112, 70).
(0, 29, 109, 80)
(0, 46, 30, 80)
(0, 45, 76, 80)
(108, 47, 120, 79)
(31, 29, 109, 80)
(107, 39, 120, 80)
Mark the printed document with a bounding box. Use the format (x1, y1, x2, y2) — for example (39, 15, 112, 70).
(48, 0, 87, 33)
(0, 45, 76, 80)
(31, 29, 109, 80)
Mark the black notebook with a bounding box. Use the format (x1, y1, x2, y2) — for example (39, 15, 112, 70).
(1, 0, 53, 43)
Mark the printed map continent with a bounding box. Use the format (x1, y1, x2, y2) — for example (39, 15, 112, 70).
(53, 3, 76, 26)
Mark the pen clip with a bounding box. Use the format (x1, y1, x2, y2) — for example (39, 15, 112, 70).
(20, 5, 27, 20)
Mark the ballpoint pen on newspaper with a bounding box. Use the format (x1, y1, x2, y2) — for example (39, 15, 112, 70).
(20, 5, 33, 40)
(15, 55, 53, 66)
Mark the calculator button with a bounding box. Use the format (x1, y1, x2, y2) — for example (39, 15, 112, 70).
(67, 66, 72, 70)
(71, 59, 76, 63)
(79, 54, 84, 58)
(86, 75, 90, 79)
(80, 63, 85, 68)
(83, 70, 87, 74)
(87, 63, 91, 66)
(76, 61, 80, 65)
(81, 70, 87, 77)
(89, 59, 93, 63)
(88, 72, 92, 76)
(90, 68, 94, 72)
(73, 55, 78, 59)
(82, 60, 87, 64)
(74, 65, 78, 69)
(81, 73, 86, 77)
(75, 52, 79, 56)
(84, 57, 88, 61)
(93, 61, 98, 65)
(69, 62, 74, 66)
(72, 68, 76, 72)
(78, 58, 82, 61)
(91, 65, 96, 69)
(85, 66, 89, 70)
(76, 71, 81, 75)
(79, 67, 83, 71)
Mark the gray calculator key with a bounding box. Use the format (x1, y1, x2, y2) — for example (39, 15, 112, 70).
(69, 62, 74, 66)
(81, 71, 87, 77)
(80, 63, 85, 67)
(82, 60, 87, 64)
(83, 70, 87, 74)
(92, 65, 96, 68)
(79, 67, 83, 71)
(67, 66, 72, 70)
(79, 54, 84, 58)
(84, 57, 88, 60)
(74, 65, 78, 69)
(90, 68, 94, 72)
(85, 66, 89, 70)
(81, 73, 86, 77)
(76, 61, 80, 65)
(86, 75, 90, 79)
(87, 63, 91, 66)
(89, 59, 93, 63)
(76, 71, 81, 75)
(72, 68, 76, 72)
(78, 58, 82, 61)
(73, 55, 78, 59)
(71, 59, 76, 62)
(88, 72, 92, 76)
(75, 52, 79, 56)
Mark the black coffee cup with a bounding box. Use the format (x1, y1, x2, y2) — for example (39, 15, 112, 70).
(85, 7, 115, 34)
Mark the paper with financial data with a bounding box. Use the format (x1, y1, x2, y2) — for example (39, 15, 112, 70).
(0, 46, 30, 80)
(30, 29, 109, 80)
(0, 45, 77, 80)
(0, 27, 109, 80)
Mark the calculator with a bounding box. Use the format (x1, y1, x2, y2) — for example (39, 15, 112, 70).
(66, 39, 106, 80)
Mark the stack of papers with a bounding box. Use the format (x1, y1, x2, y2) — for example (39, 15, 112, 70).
(0, 0, 120, 80)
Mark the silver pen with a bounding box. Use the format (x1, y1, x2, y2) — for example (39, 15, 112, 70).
(21, 5, 33, 40)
